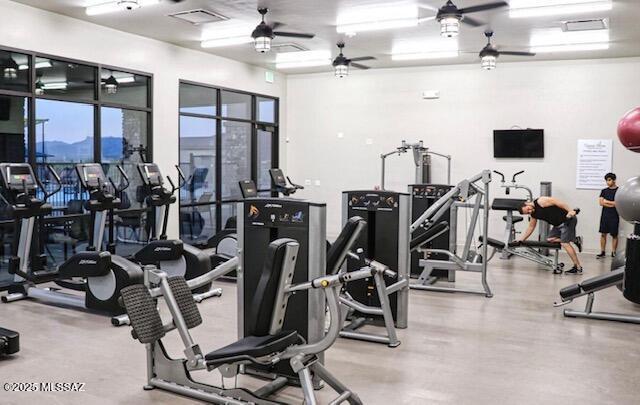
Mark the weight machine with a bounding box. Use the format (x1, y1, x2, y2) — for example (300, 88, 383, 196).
(380, 140, 451, 190)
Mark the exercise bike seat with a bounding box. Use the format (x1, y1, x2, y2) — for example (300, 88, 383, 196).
(205, 331, 301, 367)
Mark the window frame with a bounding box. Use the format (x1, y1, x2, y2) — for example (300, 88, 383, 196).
(0, 44, 154, 167)
(178, 79, 279, 236)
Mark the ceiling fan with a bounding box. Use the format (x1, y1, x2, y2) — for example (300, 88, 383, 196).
(476, 30, 536, 70)
(421, 1, 509, 37)
(251, 8, 316, 53)
(332, 42, 376, 78)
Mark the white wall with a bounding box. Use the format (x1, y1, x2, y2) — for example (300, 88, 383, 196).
(0, 0, 287, 237)
(286, 58, 640, 251)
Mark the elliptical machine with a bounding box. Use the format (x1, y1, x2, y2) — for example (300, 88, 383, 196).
(77, 163, 224, 300)
(0, 163, 142, 320)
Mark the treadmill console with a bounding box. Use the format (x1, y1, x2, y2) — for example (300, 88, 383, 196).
(76, 163, 108, 189)
(138, 163, 163, 186)
(239, 180, 258, 198)
(269, 168, 287, 187)
(0, 163, 37, 192)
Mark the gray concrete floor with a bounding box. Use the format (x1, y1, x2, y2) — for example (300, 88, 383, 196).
(1, 253, 639, 405)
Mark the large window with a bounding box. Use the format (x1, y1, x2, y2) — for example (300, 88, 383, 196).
(0, 45, 153, 276)
(179, 81, 278, 243)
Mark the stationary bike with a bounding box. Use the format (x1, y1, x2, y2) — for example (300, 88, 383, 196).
(0, 163, 142, 320)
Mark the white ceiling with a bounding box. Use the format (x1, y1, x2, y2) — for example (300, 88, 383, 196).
(10, 0, 640, 74)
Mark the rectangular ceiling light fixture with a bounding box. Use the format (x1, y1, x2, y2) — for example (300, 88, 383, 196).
(201, 21, 255, 48)
(336, 5, 419, 34)
(86, 0, 160, 16)
(530, 28, 610, 53)
(391, 39, 459, 61)
(275, 50, 332, 69)
(19, 61, 53, 70)
(509, 0, 612, 18)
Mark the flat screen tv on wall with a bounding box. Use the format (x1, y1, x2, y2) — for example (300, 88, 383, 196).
(493, 129, 544, 158)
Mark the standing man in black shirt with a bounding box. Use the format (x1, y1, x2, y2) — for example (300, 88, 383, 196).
(597, 173, 619, 258)
(518, 197, 582, 274)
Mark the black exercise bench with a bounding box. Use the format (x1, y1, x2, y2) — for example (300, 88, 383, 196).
(479, 236, 563, 273)
(555, 268, 640, 324)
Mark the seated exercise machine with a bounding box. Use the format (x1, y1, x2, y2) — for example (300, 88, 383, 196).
(341, 190, 410, 346)
(0, 163, 142, 322)
(485, 171, 563, 272)
(0, 327, 19, 356)
(410, 170, 494, 297)
(120, 218, 382, 404)
(555, 224, 640, 324)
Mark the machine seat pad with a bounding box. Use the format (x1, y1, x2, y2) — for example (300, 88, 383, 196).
(478, 236, 505, 249)
(581, 269, 624, 293)
(205, 331, 301, 366)
(503, 215, 524, 224)
(492, 198, 527, 211)
(410, 222, 449, 252)
(559, 284, 582, 300)
(512, 240, 560, 249)
(134, 239, 184, 263)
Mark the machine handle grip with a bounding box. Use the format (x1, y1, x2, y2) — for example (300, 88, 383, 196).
(36, 165, 62, 201)
(492, 170, 505, 183)
(166, 175, 177, 194)
(286, 176, 304, 190)
(511, 170, 525, 183)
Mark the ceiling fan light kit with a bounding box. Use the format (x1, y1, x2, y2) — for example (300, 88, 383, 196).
(439, 16, 461, 37)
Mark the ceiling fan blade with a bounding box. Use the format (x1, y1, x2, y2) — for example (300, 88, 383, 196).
(417, 16, 437, 23)
(459, 2, 508, 14)
(349, 56, 376, 62)
(418, 3, 439, 12)
(273, 31, 315, 39)
(351, 62, 370, 70)
(461, 16, 485, 27)
(271, 22, 285, 30)
(498, 51, 536, 56)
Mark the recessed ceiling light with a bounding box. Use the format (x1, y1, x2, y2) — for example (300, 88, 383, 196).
(530, 28, 610, 53)
(510, 0, 612, 18)
(275, 50, 332, 69)
(391, 39, 459, 60)
(201, 37, 253, 48)
(336, 5, 419, 34)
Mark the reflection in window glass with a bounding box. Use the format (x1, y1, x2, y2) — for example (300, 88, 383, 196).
(100, 69, 149, 108)
(0, 50, 29, 92)
(35, 99, 94, 208)
(180, 83, 216, 116)
(179, 116, 216, 242)
(35, 57, 96, 100)
(0, 96, 28, 163)
(257, 129, 273, 191)
(257, 97, 275, 123)
(221, 120, 251, 200)
(221, 90, 251, 120)
(101, 107, 148, 214)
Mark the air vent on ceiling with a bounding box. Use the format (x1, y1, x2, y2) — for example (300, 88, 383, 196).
(168, 9, 229, 25)
(562, 19, 608, 32)
(271, 43, 308, 53)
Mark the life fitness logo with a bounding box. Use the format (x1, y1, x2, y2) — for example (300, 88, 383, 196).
(154, 247, 172, 252)
(79, 259, 97, 265)
(248, 205, 260, 219)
